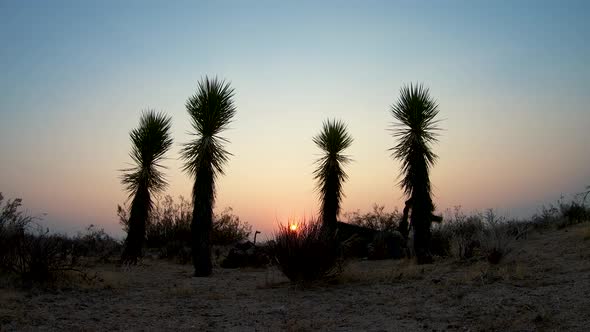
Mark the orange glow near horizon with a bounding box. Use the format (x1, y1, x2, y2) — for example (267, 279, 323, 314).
(289, 223, 298, 232)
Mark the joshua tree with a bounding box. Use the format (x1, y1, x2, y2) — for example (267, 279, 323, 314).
(313, 119, 353, 228)
(121, 110, 173, 263)
(181, 76, 236, 277)
(390, 84, 441, 264)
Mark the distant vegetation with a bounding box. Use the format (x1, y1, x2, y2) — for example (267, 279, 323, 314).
(1, 187, 589, 286)
(344, 204, 401, 233)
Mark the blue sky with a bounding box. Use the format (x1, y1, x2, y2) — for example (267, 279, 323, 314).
(1, 0, 589, 237)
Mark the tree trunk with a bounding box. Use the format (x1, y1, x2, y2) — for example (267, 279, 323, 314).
(411, 195, 434, 265)
(122, 184, 150, 264)
(191, 165, 214, 277)
(322, 165, 339, 228)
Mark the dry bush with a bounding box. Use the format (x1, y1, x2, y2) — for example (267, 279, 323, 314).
(479, 210, 515, 264)
(430, 224, 452, 257)
(437, 207, 528, 264)
(211, 207, 252, 245)
(443, 206, 484, 260)
(0, 193, 92, 285)
(72, 224, 121, 263)
(1, 229, 82, 284)
(557, 200, 590, 228)
(344, 204, 401, 233)
(270, 219, 346, 283)
(532, 197, 590, 230)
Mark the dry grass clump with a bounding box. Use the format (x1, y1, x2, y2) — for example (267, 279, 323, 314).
(458, 261, 530, 285)
(270, 219, 346, 283)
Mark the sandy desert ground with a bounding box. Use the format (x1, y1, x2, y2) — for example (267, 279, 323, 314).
(1, 222, 589, 332)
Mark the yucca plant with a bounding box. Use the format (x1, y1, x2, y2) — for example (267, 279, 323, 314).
(390, 84, 441, 264)
(121, 110, 173, 263)
(313, 119, 353, 227)
(271, 219, 344, 283)
(181, 76, 236, 277)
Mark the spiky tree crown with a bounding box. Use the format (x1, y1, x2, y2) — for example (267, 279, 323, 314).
(313, 119, 353, 221)
(181, 76, 236, 180)
(390, 84, 440, 199)
(121, 110, 173, 198)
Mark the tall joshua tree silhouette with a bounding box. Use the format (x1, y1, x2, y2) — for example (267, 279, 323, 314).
(390, 84, 441, 264)
(313, 119, 353, 228)
(181, 76, 236, 277)
(121, 110, 173, 263)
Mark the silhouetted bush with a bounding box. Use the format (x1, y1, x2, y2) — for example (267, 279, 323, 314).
(212, 207, 252, 246)
(479, 210, 513, 264)
(71, 224, 122, 263)
(367, 230, 405, 260)
(444, 207, 484, 259)
(271, 220, 345, 282)
(532, 195, 590, 230)
(430, 225, 452, 257)
(344, 204, 401, 233)
(557, 201, 589, 228)
(532, 204, 560, 228)
(220, 241, 270, 268)
(0, 193, 82, 283)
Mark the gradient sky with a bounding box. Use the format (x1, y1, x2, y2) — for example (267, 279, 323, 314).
(1, 0, 589, 239)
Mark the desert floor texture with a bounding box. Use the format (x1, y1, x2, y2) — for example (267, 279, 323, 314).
(2, 222, 589, 331)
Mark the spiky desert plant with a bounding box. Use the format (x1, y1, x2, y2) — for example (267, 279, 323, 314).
(272, 219, 344, 283)
(390, 84, 441, 264)
(181, 76, 236, 277)
(121, 110, 173, 263)
(313, 119, 353, 227)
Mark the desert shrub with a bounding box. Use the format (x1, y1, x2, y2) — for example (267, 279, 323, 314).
(532, 195, 590, 229)
(0, 193, 81, 283)
(367, 230, 405, 260)
(118, 195, 251, 261)
(444, 206, 484, 259)
(211, 207, 252, 245)
(72, 224, 122, 263)
(532, 204, 560, 228)
(558, 201, 589, 228)
(160, 240, 191, 263)
(430, 224, 452, 257)
(147, 195, 192, 248)
(271, 220, 345, 282)
(9, 232, 79, 283)
(220, 241, 270, 268)
(503, 219, 531, 240)
(344, 204, 400, 233)
(479, 210, 514, 264)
